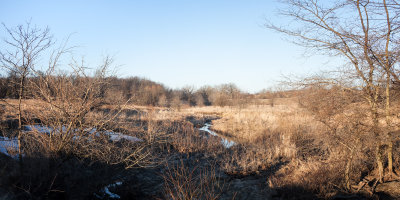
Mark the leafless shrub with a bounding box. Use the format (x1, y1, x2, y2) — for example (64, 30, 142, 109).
(162, 160, 224, 200)
(0, 22, 170, 198)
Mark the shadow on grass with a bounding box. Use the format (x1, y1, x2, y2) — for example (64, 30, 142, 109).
(0, 151, 130, 200)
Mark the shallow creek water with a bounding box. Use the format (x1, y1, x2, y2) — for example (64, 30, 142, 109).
(199, 123, 236, 148)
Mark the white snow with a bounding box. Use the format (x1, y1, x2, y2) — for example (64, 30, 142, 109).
(0, 136, 18, 157)
(108, 132, 142, 142)
(0, 125, 142, 158)
(94, 181, 123, 199)
(24, 125, 53, 134)
(103, 181, 123, 199)
(25, 125, 142, 142)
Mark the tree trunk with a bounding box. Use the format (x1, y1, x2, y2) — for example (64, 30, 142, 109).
(17, 74, 25, 167)
(376, 145, 384, 183)
(388, 141, 393, 178)
(385, 72, 393, 178)
(345, 149, 354, 190)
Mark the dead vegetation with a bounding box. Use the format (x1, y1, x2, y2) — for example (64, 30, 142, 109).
(2, 5, 400, 198)
(2, 87, 400, 199)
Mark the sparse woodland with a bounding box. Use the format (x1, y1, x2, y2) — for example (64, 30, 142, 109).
(1, 0, 400, 199)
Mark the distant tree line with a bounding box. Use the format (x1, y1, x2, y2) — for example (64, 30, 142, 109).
(0, 73, 268, 107)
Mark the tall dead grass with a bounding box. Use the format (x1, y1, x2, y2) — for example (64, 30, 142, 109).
(162, 160, 225, 200)
(184, 97, 395, 197)
(209, 103, 319, 143)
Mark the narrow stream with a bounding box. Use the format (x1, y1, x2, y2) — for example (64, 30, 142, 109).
(199, 123, 236, 148)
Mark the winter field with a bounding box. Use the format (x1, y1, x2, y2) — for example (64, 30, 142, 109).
(1, 96, 400, 199)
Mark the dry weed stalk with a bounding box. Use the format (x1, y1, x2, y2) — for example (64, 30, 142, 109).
(162, 160, 224, 200)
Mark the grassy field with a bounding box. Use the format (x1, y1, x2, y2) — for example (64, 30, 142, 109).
(1, 97, 400, 199)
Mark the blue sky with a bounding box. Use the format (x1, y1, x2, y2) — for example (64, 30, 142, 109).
(0, 0, 340, 93)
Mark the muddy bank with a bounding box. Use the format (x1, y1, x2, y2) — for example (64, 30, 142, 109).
(185, 115, 218, 128)
(98, 152, 277, 200)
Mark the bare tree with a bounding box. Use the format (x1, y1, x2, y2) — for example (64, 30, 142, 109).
(0, 21, 52, 163)
(267, 0, 400, 183)
(220, 83, 241, 106)
(181, 86, 196, 106)
(197, 86, 214, 106)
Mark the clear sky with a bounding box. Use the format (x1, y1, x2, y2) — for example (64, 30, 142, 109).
(0, 0, 340, 93)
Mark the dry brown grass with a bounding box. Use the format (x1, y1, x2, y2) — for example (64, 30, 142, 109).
(3, 95, 400, 198)
(186, 99, 321, 143)
(162, 160, 225, 200)
(181, 98, 400, 197)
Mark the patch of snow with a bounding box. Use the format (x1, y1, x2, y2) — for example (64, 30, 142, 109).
(221, 139, 235, 148)
(108, 132, 142, 142)
(84, 127, 97, 134)
(1, 125, 142, 159)
(24, 125, 70, 135)
(24, 125, 142, 143)
(0, 136, 18, 158)
(103, 181, 123, 199)
(24, 125, 52, 134)
(81, 127, 142, 142)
